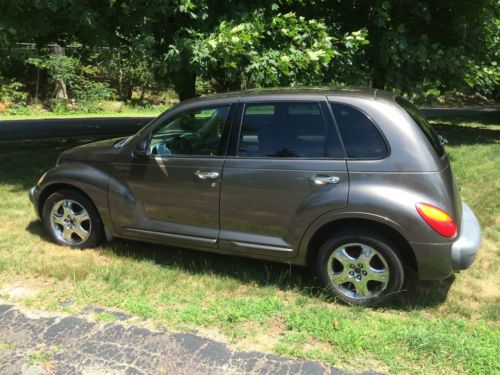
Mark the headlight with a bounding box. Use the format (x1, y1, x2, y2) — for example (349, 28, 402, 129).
(37, 172, 47, 185)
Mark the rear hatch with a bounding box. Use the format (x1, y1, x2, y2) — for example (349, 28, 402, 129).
(395, 96, 463, 232)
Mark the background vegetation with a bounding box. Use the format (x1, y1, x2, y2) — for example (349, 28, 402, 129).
(0, 0, 498, 116)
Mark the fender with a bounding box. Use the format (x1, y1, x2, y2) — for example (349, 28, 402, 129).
(37, 161, 116, 236)
(295, 209, 407, 265)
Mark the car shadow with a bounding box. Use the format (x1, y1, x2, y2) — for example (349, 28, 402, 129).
(388, 272, 455, 311)
(26, 220, 454, 310)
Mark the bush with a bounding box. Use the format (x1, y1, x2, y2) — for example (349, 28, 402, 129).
(73, 80, 115, 104)
(50, 99, 69, 114)
(0, 81, 29, 114)
(0, 81, 28, 104)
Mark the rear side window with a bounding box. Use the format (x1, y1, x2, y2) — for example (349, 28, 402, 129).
(396, 96, 444, 157)
(330, 102, 388, 158)
(238, 102, 342, 158)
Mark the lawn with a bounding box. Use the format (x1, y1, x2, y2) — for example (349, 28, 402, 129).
(0, 115, 498, 374)
(0, 110, 161, 120)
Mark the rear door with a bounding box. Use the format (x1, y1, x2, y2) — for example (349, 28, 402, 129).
(219, 98, 348, 257)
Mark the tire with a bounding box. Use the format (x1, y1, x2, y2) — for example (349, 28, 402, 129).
(42, 189, 104, 249)
(316, 229, 404, 306)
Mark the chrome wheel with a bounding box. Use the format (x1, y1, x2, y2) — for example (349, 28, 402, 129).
(326, 243, 390, 300)
(49, 199, 91, 245)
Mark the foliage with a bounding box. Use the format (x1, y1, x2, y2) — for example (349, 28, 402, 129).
(27, 54, 115, 108)
(72, 81, 115, 107)
(0, 81, 29, 115)
(189, 12, 367, 90)
(28, 55, 80, 86)
(0, 0, 498, 107)
(307, 0, 500, 94)
(0, 81, 28, 104)
(464, 18, 500, 97)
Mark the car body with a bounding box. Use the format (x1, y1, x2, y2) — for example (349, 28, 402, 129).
(29, 88, 481, 305)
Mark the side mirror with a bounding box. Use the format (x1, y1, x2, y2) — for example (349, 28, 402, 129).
(134, 137, 149, 158)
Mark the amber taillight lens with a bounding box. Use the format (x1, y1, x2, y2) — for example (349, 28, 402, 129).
(416, 203, 457, 238)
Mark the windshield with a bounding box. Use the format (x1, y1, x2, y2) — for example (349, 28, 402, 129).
(115, 106, 176, 148)
(396, 96, 444, 157)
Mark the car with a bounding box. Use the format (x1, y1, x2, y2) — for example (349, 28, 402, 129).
(29, 88, 481, 305)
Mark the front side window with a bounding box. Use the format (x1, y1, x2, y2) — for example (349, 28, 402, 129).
(330, 102, 388, 158)
(149, 105, 230, 156)
(238, 102, 332, 158)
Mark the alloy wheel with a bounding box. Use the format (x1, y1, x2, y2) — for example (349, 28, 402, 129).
(49, 199, 91, 245)
(326, 243, 390, 300)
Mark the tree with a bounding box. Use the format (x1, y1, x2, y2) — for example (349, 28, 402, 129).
(305, 0, 499, 94)
(188, 11, 367, 91)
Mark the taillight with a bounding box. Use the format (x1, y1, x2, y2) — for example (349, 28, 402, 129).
(416, 203, 457, 238)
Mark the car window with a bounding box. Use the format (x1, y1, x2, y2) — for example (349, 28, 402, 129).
(238, 102, 332, 158)
(149, 105, 230, 157)
(330, 102, 388, 158)
(395, 96, 444, 157)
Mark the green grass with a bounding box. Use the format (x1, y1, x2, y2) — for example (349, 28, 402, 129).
(0, 115, 499, 374)
(0, 109, 162, 120)
(26, 345, 60, 366)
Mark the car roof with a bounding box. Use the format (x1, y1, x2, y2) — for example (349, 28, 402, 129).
(181, 87, 397, 105)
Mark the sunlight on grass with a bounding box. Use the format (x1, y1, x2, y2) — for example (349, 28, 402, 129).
(0, 117, 499, 374)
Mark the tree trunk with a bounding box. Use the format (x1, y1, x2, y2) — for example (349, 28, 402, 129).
(53, 81, 68, 99)
(51, 44, 68, 100)
(174, 72, 197, 101)
(118, 68, 124, 100)
(371, 67, 386, 90)
(126, 83, 133, 101)
(140, 83, 147, 101)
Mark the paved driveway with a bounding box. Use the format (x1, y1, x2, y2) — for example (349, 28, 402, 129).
(0, 303, 378, 375)
(0, 107, 497, 141)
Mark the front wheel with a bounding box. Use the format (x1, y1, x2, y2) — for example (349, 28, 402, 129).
(316, 230, 404, 306)
(42, 189, 104, 249)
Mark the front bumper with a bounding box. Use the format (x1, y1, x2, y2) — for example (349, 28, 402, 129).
(29, 185, 41, 220)
(451, 202, 481, 271)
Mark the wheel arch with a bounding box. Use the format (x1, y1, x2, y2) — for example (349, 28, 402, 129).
(302, 217, 418, 274)
(38, 183, 98, 219)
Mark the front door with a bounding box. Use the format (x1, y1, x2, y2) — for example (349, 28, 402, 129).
(109, 104, 233, 248)
(219, 100, 349, 257)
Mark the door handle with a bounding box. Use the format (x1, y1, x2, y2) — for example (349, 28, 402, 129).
(310, 176, 340, 185)
(194, 170, 220, 179)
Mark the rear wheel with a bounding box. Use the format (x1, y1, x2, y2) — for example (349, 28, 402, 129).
(316, 229, 404, 306)
(42, 189, 104, 249)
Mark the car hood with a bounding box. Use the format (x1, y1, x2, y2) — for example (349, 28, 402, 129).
(59, 138, 124, 163)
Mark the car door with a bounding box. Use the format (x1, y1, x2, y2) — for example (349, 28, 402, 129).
(108, 102, 235, 249)
(219, 98, 349, 257)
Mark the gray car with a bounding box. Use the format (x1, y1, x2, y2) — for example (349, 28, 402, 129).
(29, 88, 481, 305)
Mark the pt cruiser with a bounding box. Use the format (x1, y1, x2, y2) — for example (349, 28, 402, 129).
(29, 88, 481, 305)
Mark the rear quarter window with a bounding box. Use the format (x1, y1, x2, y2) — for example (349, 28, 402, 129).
(330, 102, 388, 159)
(395, 96, 444, 157)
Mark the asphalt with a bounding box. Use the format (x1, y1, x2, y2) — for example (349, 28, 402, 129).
(0, 303, 378, 375)
(0, 107, 498, 141)
(0, 117, 153, 141)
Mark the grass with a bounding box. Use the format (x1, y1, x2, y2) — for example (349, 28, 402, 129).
(26, 345, 60, 367)
(0, 109, 162, 120)
(0, 114, 499, 374)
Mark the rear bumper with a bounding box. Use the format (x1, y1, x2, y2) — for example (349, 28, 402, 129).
(411, 201, 481, 280)
(451, 202, 481, 271)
